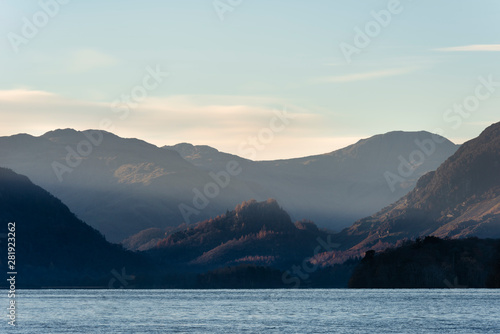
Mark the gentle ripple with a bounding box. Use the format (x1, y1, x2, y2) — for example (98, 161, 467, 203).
(1, 289, 500, 333)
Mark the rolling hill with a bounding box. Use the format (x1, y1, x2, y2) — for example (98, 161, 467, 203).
(0, 167, 150, 288)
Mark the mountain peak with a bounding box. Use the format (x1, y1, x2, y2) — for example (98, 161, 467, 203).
(481, 120, 500, 134)
(41, 128, 80, 137)
(339, 121, 500, 251)
(155, 199, 295, 248)
(147, 199, 328, 269)
(350, 130, 452, 149)
(41, 128, 120, 139)
(215, 198, 293, 233)
(165, 143, 221, 157)
(317, 130, 457, 161)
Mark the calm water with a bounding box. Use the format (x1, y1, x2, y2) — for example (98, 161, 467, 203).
(2, 289, 500, 333)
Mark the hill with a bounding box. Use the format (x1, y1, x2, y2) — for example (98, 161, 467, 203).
(349, 236, 500, 288)
(0, 129, 256, 241)
(0, 129, 458, 242)
(0, 167, 150, 288)
(145, 199, 335, 272)
(330, 121, 500, 257)
(166, 131, 458, 231)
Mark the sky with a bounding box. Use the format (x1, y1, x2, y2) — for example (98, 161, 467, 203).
(0, 0, 499, 160)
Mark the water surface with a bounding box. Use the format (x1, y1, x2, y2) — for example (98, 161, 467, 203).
(3, 289, 500, 333)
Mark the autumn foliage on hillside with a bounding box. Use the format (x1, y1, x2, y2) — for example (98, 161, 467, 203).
(150, 199, 332, 271)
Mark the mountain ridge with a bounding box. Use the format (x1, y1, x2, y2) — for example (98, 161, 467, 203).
(329, 121, 500, 257)
(0, 128, 458, 241)
(166, 130, 459, 231)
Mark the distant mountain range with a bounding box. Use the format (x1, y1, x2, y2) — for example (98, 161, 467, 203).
(127, 121, 500, 280)
(165, 132, 458, 233)
(1, 121, 499, 288)
(328, 121, 500, 259)
(0, 129, 256, 242)
(0, 128, 456, 242)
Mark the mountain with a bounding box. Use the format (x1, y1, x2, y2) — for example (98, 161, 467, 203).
(144, 199, 334, 271)
(0, 129, 458, 242)
(0, 129, 257, 242)
(166, 131, 459, 231)
(332, 121, 500, 255)
(0, 168, 351, 288)
(166, 143, 251, 172)
(0, 167, 149, 288)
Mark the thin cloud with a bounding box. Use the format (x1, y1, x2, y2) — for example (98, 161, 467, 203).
(313, 67, 417, 84)
(0, 89, 344, 160)
(0, 89, 56, 101)
(66, 49, 119, 73)
(435, 44, 500, 52)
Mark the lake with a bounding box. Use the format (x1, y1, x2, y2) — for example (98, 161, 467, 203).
(3, 289, 500, 333)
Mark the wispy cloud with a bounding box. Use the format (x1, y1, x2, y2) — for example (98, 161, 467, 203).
(0, 89, 56, 101)
(435, 44, 500, 52)
(66, 49, 119, 73)
(0, 89, 351, 160)
(313, 67, 417, 84)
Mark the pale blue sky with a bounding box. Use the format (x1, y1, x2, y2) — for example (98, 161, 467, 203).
(1, 0, 499, 159)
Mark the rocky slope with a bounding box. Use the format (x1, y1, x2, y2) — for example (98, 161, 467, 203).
(332, 121, 500, 255)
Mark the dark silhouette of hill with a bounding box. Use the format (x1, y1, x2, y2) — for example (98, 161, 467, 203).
(122, 227, 176, 251)
(0, 167, 150, 288)
(349, 236, 500, 288)
(196, 264, 285, 289)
